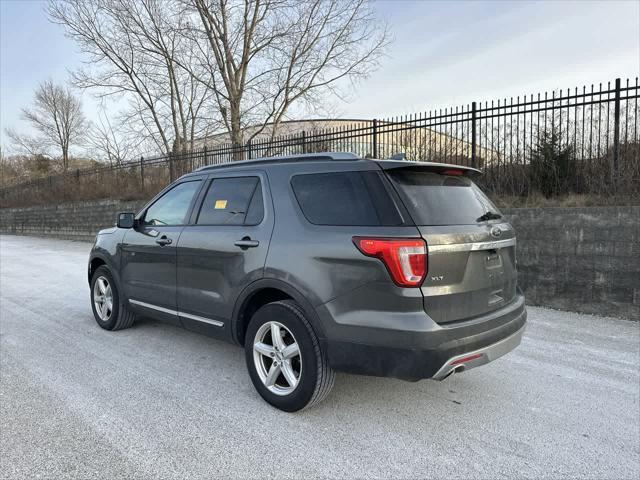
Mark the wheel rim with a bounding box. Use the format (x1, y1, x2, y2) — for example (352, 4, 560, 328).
(253, 321, 302, 396)
(93, 276, 113, 322)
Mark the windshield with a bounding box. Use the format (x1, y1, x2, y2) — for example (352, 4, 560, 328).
(386, 170, 501, 226)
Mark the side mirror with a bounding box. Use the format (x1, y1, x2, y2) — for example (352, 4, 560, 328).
(117, 212, 136, 229)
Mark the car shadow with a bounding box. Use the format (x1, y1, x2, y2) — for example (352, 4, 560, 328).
(120, 314, 497, 418)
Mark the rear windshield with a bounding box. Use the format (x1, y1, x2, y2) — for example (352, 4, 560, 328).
(386, 170, 500, 225)
(291, 171, 404, 226)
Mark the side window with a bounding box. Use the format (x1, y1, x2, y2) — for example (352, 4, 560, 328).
(196, 177, 264, 225)
(143, 181, 201, 226)
(291, 171, 403, 226)
(244, 182, 264, 225)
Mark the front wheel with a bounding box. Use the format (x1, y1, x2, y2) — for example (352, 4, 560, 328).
(90, 266, 136, 331)
(244, 300, 335, 412)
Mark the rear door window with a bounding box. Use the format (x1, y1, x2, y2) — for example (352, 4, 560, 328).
(291, 171, 403, 226)
(197, 177, 263, 225)
(386, 170, 500, 225)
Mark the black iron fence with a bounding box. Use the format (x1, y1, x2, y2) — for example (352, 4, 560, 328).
(1, 77, 638, 208)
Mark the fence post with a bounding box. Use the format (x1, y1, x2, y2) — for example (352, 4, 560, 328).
(169, 153, 174, 182)
(301, 131, 307, 154)
(247, 139, 252, 160)
(372, 119, 378, 158)
(76, 169, 80, 182)
(203, 146, 208, 166)
(612, 77, 621, 176)
(140, 156, 144, 189)
(471, 102, 477, 168)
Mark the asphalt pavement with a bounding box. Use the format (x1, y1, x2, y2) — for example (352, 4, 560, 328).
(1, 235, 638, 479)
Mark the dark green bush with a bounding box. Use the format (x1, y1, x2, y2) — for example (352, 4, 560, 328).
(529, 131, 576, 197)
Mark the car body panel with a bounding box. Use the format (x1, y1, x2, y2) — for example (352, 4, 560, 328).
(261, 161, 421, 310)
(89, 227, 126, 285)
(176, 170, 275, 338)
(118, 176, 206, 325)
(120, 225, 184, 325)
(87, 154, 526, 381)
(230, 277, 327, 344)
(417, 222, 518, 323)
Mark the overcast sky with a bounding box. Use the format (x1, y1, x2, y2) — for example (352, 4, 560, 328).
(1, 0, 639, 147)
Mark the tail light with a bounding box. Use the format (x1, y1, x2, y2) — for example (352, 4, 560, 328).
(353, 237, 427, 287)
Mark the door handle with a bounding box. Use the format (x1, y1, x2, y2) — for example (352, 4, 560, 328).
(155, 235, 173, 246)
(234, 237, 259, 248)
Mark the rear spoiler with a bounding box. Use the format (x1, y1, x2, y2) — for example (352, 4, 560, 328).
(375, 159, 482, 177)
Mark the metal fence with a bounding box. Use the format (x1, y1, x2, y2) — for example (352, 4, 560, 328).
(1, 77, 638, 208)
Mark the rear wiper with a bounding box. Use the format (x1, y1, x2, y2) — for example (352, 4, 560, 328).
(476, 211, 502, 222)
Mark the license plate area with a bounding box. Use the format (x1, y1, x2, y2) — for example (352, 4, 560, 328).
(484, 248, 503, 269)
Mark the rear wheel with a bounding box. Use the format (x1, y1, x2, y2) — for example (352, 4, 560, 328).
(245, 300, 335, 412)
(90, 266, 136, 331)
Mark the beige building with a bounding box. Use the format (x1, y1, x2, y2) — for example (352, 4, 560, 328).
(195, 118, 495, 165)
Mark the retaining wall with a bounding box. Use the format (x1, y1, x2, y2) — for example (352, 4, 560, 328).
(1, 201, 638, 319)
(0, 200, 145, 242)
(504, 207, 638, 319)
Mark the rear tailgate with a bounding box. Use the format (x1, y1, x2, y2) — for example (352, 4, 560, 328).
(382, 163, 518, 324)
(418, 224, 517, 323)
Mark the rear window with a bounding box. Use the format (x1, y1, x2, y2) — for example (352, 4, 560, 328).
(386, 170, 500, 225)
(291, 171, 403, 226)
(197, 177, 263, 225)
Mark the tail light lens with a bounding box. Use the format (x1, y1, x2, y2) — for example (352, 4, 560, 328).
(353, 237, 427, 287)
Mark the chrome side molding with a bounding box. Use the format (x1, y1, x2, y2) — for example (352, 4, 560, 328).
(179, 311, 224, 327)
(128, 299, 224, 327)
(428, 237, 516, 254)
(129, 299, 178, 316)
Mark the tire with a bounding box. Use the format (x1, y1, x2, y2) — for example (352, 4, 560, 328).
(90, 265, 136, 331)
(244, 300, 335, 412)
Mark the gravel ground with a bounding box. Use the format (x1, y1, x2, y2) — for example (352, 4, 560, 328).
(1, 235, 639, 480)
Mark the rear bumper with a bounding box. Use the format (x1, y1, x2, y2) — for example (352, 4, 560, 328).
(320, 294, 527, 381)
(431, 324, 525, 380)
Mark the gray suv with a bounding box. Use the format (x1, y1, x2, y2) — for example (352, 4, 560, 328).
(88, 153, 526, 411)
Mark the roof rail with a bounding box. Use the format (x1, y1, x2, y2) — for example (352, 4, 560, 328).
(194, 152, 359, 172)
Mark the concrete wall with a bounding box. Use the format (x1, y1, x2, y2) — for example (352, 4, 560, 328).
(0, 200, 145, 242)
(504, 207, 639, 320)
(1, 201, 638, 319)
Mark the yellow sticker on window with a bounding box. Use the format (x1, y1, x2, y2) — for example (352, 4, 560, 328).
(214, 200, 228, 209)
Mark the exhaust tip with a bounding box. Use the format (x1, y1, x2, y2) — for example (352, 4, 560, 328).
(437, 364, 466, 381)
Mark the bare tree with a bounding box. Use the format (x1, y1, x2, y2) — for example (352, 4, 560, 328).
(86, 109, 136, 166)
(5, 80, 86, 171)
(48, 0, 218, 154)
(187, 0, 389, 152)
(5, 128, 44, 159)
(48, 0, 389, 158)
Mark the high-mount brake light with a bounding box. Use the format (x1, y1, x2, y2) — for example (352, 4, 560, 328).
(353, 237, 427, 287)
(442, 169, 464, 176)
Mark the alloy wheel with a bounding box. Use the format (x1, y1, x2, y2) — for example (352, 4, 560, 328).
(253, 321, 302, 396)
(93, 276, 113, 322)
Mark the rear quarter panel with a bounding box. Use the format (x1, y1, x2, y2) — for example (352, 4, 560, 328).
(263, 161, 426, 336)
